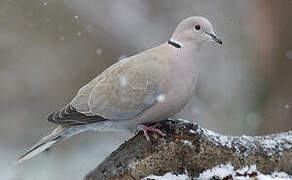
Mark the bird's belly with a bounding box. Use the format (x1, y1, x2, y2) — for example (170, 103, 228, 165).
(127, 75, 195, 129)
(166, 78, 195, 114)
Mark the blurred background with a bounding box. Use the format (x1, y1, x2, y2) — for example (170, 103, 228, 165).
(0, 0, 291, 179)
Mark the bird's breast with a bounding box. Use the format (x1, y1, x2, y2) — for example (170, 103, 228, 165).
(158, 58, 198, 117)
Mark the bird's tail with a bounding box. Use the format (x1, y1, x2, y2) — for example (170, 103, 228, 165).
(16, 125, 90, 164)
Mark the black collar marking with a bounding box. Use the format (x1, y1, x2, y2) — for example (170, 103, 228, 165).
(168, 40, 181, 48)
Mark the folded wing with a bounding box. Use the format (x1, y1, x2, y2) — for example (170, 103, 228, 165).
(48, 54, 166, 125)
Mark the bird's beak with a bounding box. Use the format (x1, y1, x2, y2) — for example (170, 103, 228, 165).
(206, 32, 223, 45)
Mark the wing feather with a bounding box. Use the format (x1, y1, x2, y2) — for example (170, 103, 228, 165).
(47, 104, 106, 125)
(88, 57, 165, 120)
(49, 51, 167, 125)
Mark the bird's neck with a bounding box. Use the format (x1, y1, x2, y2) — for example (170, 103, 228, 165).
(179, 41, 200, 59)
(169, 37, 200, 54)
(166, 41, 199, 76)
(168, 40, 182, 49)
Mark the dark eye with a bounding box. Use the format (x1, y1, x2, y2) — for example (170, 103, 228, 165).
(194, 24, 201, 31)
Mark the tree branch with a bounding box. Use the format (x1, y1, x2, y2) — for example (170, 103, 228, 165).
(85, 120, 292, 180)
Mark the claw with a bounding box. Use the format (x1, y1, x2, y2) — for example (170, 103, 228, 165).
(140, 123, 166, 141)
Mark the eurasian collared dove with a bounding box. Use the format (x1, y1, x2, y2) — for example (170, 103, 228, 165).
(17, 16, 222, 164)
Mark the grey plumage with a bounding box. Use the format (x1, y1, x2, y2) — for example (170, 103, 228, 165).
(71, 54, 165, 120)
(17, 126, 71, 164)
(47, 104, 106, 125)
(17, 16, 222, 164)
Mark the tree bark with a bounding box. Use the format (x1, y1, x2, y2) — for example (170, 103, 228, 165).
(85, 120, 292, 180)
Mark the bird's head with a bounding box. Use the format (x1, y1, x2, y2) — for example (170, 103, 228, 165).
(170, 16, 222, 48)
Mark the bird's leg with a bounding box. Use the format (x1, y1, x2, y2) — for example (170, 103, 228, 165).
(140, 123, 166, 141)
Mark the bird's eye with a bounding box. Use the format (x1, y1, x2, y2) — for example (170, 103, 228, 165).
(194, 24, 201, 31)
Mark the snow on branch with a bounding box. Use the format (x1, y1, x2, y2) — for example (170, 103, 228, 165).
(85, 120, 292, 180)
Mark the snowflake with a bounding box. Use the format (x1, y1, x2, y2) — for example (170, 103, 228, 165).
(156, 94, 166, 102)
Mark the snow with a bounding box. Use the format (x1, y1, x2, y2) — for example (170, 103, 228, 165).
(96, 48, 103, 55)
(258, 132, 292, 156)
(197, 163, 234, 179)
(119, 76, 127, 87)
(200, 125, 292, 157)
(143, 172, 189, 180)
(144, 163, 292, 180)
(176, 118, 190, 123)
(189, 129, 196, 134)
(201, 128, 233, 149)
(156, 94, 166, 102)
(181, 140, 193, 147)
(197, 163, 292, 180)
(167, 119, 291, 158)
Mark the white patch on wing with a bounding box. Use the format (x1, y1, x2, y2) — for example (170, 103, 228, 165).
(119, 76, 128, 87)
(156, 94, 166, 102)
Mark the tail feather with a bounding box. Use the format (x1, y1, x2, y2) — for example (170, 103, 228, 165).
(16, 125, 88, 164)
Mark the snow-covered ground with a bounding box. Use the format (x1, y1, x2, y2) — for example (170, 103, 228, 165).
(143, 163, 292, 180)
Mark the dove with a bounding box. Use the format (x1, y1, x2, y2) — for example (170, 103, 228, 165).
(17, 16, 222, 164)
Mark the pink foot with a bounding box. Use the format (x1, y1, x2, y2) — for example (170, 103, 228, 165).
(141, 123, 166, 141)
